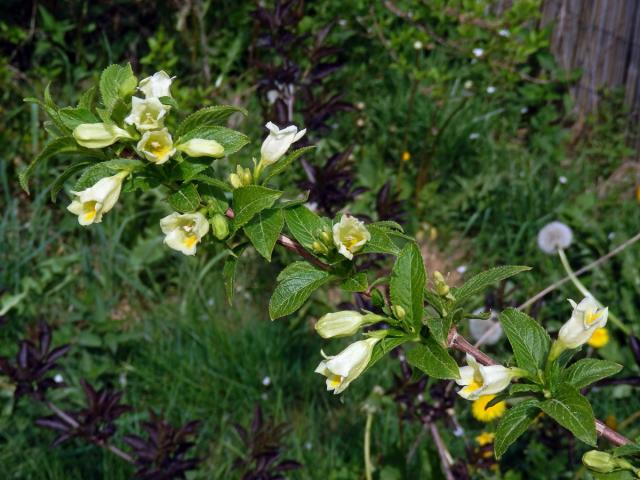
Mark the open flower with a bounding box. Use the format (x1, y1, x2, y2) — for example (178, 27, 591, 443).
(260, 122, 306, 166)
(537, 221, 573, 254)
(456, 354, 520, 400)
(160, 212, 209, 256)
(176, 138, 225, 158)
(137, 128, 176, 164)
(472, 395, 507, 422)
(315, 338, 379, 394)
(73, 123, 132, 149)
(558, 297, 608, 349)
(67, 171, 128, 225)
(124, 97, 169, 132)
(315, 311, 382, 339)
(138, 71, 174, 98)
(332, 215, 370, 260)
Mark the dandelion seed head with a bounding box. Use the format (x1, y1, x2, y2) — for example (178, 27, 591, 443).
(537, 221, 573, 254)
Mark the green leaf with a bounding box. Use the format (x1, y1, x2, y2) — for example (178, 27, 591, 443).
(367, 337, 409, 370)
(177, 126, 249, 156)
(389, 243, 426, 328)
(171, 161, 209, 182)
(73, 163, 114, 191)
(168, 184, 201, 212)
(283, 205, 327, 250)
(78, 86, 98, 110)
(223, 252, 240, 305)
(263, 146, 315, 183)
(452, 266, 531, 305)
(563, 359, 623, 389)
(341, 273, 368, 293)
(426, 314, 454, 346)
(232, 186, 283, 229)
(25, 83, 69, 134)
(500, 308, 550, 373)
(176, 105, 248, 137)
(101, 158, 146, 172)
(19, 137, 84, 193)
(244, 208, 284, 261)
(193, 174, 233, 192)
(50, 161, 91, 201)
(540, 383, 596, 446)
(100, 63, 136, 111)
(509, 383, 543, 395)
(58, 107, 99, 130)
(269, 262, 332, 319)
(406, 336, 459, 379)
(360, 224, 402, 255)
(424, 289, 448, 316)
(612, 443, 640, 457)
(494, 399, 540, 458)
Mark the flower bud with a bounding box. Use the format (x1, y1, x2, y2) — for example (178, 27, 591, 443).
(73, 123, 133, 149)
(433, 271, 451, 296)
(319, 230, 333, 245)
(176, 138, 225, 158)
(315, 311, 368, 338)
(229, 173, 243, 189)
(312, 240, 329, 255)
(242, 168, 253, 186)
(582, 451, 617, 473)
(211, 213, 229, 240)
(391, 305, 406, 320)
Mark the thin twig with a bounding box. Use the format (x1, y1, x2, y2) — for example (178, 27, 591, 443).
(428, 422, 456, 480)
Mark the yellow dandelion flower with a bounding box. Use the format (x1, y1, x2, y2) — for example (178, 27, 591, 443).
(636, 185, 640, 203)
(472, 395, 507, 422)
(401, 151, 411, 162)
(475, 432, 495, 446)
(588, 328, 609, 349)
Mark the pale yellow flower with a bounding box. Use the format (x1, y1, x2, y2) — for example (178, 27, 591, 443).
(160, 212, 209, 256)
(332, 215, 370, 260)
(67, 171, 128, 225)
(137, 128, 176, 164)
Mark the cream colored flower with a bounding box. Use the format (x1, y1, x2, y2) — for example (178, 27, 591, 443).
(315, 311, 382, 339)
(558, 297, 608, 349)
(67, 171, 128, 226)
(456, 354, 521, 400)
(73, 123, 132, 149)
(137, 128, 176, 165)
(124, 97, 169, 132)
(176, 138, 225, 158)
(160, 212, 209, 256)
(315, 338, 379, 394)
(260, 122, 306, 166)
(138, 71, 174, 98)
(332, 215, 371, 260)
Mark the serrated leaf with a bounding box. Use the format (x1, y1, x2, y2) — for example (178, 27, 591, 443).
(500, 308, 550, 373)
(19, 137, 85, 193)
(244, 208, 284, 261)
(540, 383, 596, 446)
(612, 443, 640, 457)
(360, 224, 401, 255)
(390, 243, 426, 328)
(232, 186, 282, 229)
(58, 107, 99, 130)
(176, 105, 247, 136)
(269, 262, 332, 319)
(25, 85, 69, 134)
(426, 315, 453, 346)
(171, 161, 209, 182)
(367, 337, 409, 370)
(283, 205, 327, 250)
(101, 158, 146, 172)
(168, 184, 200, 212)
(453, 266, 531, 305)
(509, 383, 543, 395)
(193, 174, 233, 192)
(563, 359, 623, 389)
(100, 63, 136, 111)
(495, 399, 540, 458)
(73, 163, 114, 191)
(177, 126, 249, 156)
(78, 86, 98, 110)
(50, 161, 92, 201)
(406, 336, 459, 379)
(263, 146, 315, 183)
(341, 273, 368, 292)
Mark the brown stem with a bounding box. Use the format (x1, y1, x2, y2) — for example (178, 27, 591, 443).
(446, 328, 632, 446)
(225, 207, 330, 271)
(428, 422, 456, 480)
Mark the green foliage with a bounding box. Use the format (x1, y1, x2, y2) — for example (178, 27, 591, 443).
(389, 243, 426, 330)
(244, 208, 284, 261)
(540, 384, 597, 446)
(269, 262, 333, 320)
(495, 399, 541, 458)
(500, 308, 550, 373)
(406, 337, 459, 380)
(232, 185, 283, 229)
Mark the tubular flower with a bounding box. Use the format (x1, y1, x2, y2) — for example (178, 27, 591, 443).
(124, 97, 169, 132)
(588, 328, 610, 349)
(160, 212, 209, 256)
(137, 128, 176, 165)
(73, 123, 132, 149)
(456, 354, 521, 400)
(315, 311, 382, 339)
(315, 338, 379, 394)
(558, 297, 609, 349)
(472, 395, 507, 422)
(138, 71, 174, 98)
(176, 138, 225, 158)
(67, 171, 128, 226)
(260, 122, 306, 166)
(332, 215, 371, 260)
